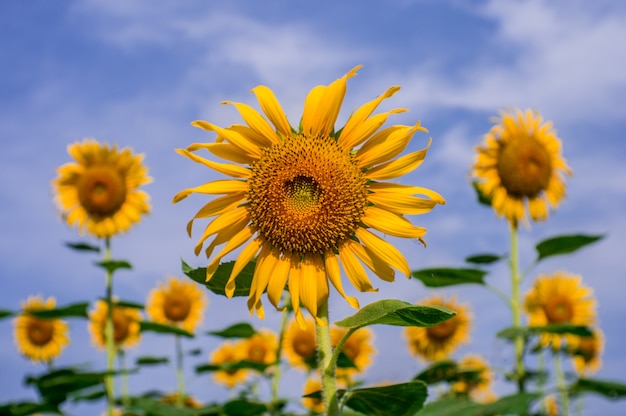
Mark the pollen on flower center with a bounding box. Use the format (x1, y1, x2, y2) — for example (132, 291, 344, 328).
(27, 319, 54, 346)
(247, 133, 367, 255)
(77, 166, 127, 216)
(497, 137, 552, 198)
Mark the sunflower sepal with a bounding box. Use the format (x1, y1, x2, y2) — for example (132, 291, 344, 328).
(535, 234, 604, 262)
(411, 268, 487, 288)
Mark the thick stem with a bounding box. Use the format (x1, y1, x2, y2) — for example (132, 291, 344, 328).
(509, 227, 526, 392)
(315, 302, 339, 416)
(175, 335, 185, 407)
(270, 304, 289, 415)
(554, 353, 571, 416)
(104, 237, 115, 416)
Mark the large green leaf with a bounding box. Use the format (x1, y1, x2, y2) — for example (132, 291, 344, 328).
(182, 259, 258, 297)
(535, 234, 603, 261)
(140, 321, 194, 338)
(335, 299, 455, 329)
(25, 367, 108, 406)
(65, 241, 100, 253)
(223, 399, 267, 416)
(0, 309, 13, 320)
(571, 378, 626, 399)
(0, 401, 60, 416)
(412, 268, 487, 288)
(129, 397, 221, 416)
(342, 381, 427, 416)
(28, 302, 89, 319)
(414, 360, 459, 384)
(94, 259, 132, 274)
(196, 360, 269, 374)
(464, 253, 504, 265)
(497, 324, 593, 341)
(207, 322, 256, 338)
(417, 393, 539, 416)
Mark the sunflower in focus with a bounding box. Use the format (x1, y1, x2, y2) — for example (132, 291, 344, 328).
(452, 354, 496, 404)
(13, 296, 69, 363)
(174, 66, 444, 325)
(472, 109, 571, 228)
(53, 139, 151, 239)
(88, 300, 142, 349)
(524, 272, 596, 349)
(236, 329, 278, 367)
(146, 277, 207, 333)
(331, 326, 375, 378)
(568, 328, 603, 375)
(210, 341, 249, 388)
(282, 318, 317, 371)
(405, 295, 471, 361)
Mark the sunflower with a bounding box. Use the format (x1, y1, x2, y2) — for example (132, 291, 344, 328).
(568, 328, 603, 375)
(210, 341, 249, 388)
(543, 395, 559, 416)
(88, 300, 142, 350)
(302, 377, 325, 414)
(236, 329, 278, 366)
(405, 295, 471, 361)
(524, 272, 596, 349)
(282, 318, 317, 371)
(53, 138, 151, 239)
(13, 296, 69, 363)
(330, 326, 375, 378)
(472, 109, 571, 228)
(452, 354, 496, 404)
(161, 393, 203, 409)
(174, 66, 444, 325)
(146, 277, 207, 333)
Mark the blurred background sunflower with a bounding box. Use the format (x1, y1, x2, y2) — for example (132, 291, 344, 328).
(146, 276, 207, 333)
(88, 299, 142, 350)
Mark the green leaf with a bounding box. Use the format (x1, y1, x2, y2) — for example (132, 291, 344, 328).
(497, 324, 593, 341)
(342, 381, 427, 416)
(465, 253, 504, 265)
(196, 360, 269, 374)
(0, 309, 13, 320)
(140, 321, 194, 338)
(335, 299, 455, 329)
(571, 378, 626, 399)
(136, 356, 170, 366)
(128, 397, 220, 416)
(182, 259, 258, 297)
(65, 241, 101, 253)
(223, 399, 267, 416)
(417, 393, 539, 416)
(472, 181, 492, 206)
(112, 299, 144, 309)
(187, 348, 203, 356)
(207, 322, 256, 338)
(411, 268, 487, 288)
(25, 367, 108, 406)
(94, 259, 132, 274)
(0, 401, 60, 416)
(414, 360, 459, 384)
(28, 302, 89, 319)
(535, 234, 603, 261)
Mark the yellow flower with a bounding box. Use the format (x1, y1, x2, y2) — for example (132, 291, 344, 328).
(161, 393, 203, 409)
(302, 377, 325, 414)
(453, 354, 496, 404)
(331, 326, 375, 378)
(405, 295, 471, 361)
(146, 277, 207, 333)
(236, 329, 278, 366)
(53, 139, 151, 238)
(472, 109, 571, 228)
(174, 66, 444, 325)
(210, 341, 249, 388)
(524, 272, 596, 349)
(544, 395, 559, 416)
(569, 328, 603, 376)
(13, 296, 69, 363)
(88, 300, 142, 349)
(282, 318, 317, 371)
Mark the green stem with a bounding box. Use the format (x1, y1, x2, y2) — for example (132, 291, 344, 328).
(270, 304, 289, 415)
(485, 283, 513, 308)
(175, 334, 185, 407)
(509, 227, 526, 392)
(330, 327, 357, 370)
(104, 237, 115, 416)
(118, 349, 130, 408)
(554, 353, 571, 416)
(315, 302, 339, 416)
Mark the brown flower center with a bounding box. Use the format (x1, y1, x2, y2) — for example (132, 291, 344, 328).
(497, 137, 552, 198)
(27, 319, 54, 346)
(248, 343, 268, 363)
(544, 296, 574, 324)
(163, 292, 192, 322)
(577, 337, 597, 362)
(292, 332, 316, 359)
(426, 318, 457, 341)
(112, 310, 130, 343)
(247, 134, 367, 255)
(78, 166, 127, 217)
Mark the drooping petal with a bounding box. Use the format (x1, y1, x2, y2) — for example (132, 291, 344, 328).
(247, 243, 273, 315)
(324, 250, 359, 309)
(192, 121, 262, 159)
(367, 192, 440, 215)
(361, 206, 427, 239)
(338, 242, 377, 293)
(225, 237, 264, 297)
(186, 192, 246, 237)
(222, 102, 281, 146)
(364, 139, 431, 180)
(192, 207, 249, 253)
(288, 254, 306, 328)
(368, 182, 446, 204)
(356, 227, 411, 278)
(266, 251, 291, 309)
(252, 85, 292, 138)
(187, 142, 254, 165)
(204, 223, 255, 281)
(345, 238, 395, 282)
(299, 255, 321, 320)
(172, 180, 248, 203)
(176, 148, 251, 178)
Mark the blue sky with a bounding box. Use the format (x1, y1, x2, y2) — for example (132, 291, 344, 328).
(1, 0, 625, 414)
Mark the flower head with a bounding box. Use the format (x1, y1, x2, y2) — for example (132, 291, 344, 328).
(569, 328, 603, 375)
(302, 377, 325, 414)
(146, 277, 207, 333)
(88, 300, 142, 349)
(453, 354, 496, 403)
(236, 329, 278, 366)
(13, 296, 69, 363)
(282, 317, 317, 371)
(524, 272, 596, 349)
(53, 139, 151, 239)
(472, 109, 571, 228)
(210, 341, 249, 388)
(405, 295, 471, 361)
(331, 326, 375, 378)
(174, 66, 444, 325)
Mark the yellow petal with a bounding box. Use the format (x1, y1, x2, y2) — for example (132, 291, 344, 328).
(202, 216, 249, 258)
(338, 242, 377, 293)
(225, 237, 263, 298)
(266, 252, 291, 310)
(324, 250, 359, 309)
(192, 120, 262, 159)
(222, 102, 280, 146)
(356, 227, 411, 278)
(288, 254, 306, 329)
(339, 108, 407, 151)
(363, 138, 431, 179)
(247, 243, 273, 314)
(186, 192, 246, 237)
(173, 180, 248, 203)
(311, 254, 329, 312)
(301, 85, 326, 136)
(187, 142, 254, 165)
(367, 192, 440, 215)
(345, 238, 394, 282)
(251, 85, 292, 138)
(204, 223, 254, 281)
(175, 148, 250, 178)
(193, 207, 249, 256)
(357, 125, 424, 168)
(361, 207, 426, 239)
(368, 182, 446, 204)
(299, 255, 320, 319)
